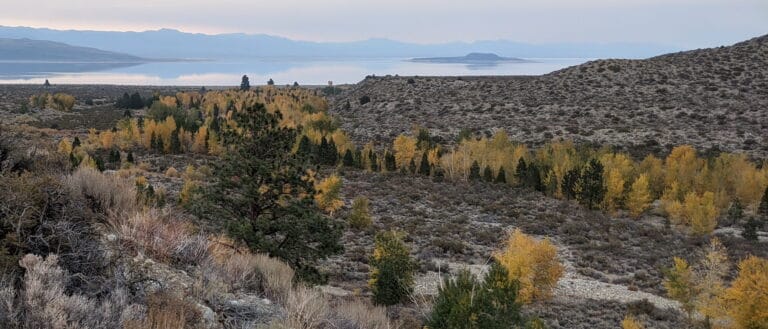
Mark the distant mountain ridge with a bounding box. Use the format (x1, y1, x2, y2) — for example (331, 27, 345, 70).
(0, 38, 144, 62)
(0, 26, 679, 60)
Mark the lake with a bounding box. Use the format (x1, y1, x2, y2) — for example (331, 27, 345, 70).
(0, 58, 589, 86)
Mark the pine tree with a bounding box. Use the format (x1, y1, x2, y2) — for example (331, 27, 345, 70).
(727, 199, 744, 227)
(369, 231, 415, 306)
(561, 168, 580, 200)
(342, 149, 355, 167)
(240, 75, 250, 91)
(742, 217, 760, 241)
(469, 160, 482, 181)
(170, 129, 182, 154)
(126, 151, 135, 163)
(193, 103, 342, 282)
(72, 136, 81, 149)
(418, 152, 431, 175)
(483, 166, 494, 182)
(577, 159, 605, 210)
(327, 138, 338, 165)
(758, 186, 768, 221)
(408, 158, 417, 174)
(108, 149, 121, 163)
(369, 150, 379, 172)
(348, 196, 372, 229)
(515, 158, 527, 185)
(297, 135, 314, 160)
(384, 151, 396, 172)
(495, 166, 507, 184)
(355, 149, 364, 169)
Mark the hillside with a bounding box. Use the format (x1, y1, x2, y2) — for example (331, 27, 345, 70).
(0, 38, 145, 62)
(330, 34, 768, 158)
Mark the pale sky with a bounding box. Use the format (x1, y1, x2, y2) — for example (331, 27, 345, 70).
(2, 0, 767, 48)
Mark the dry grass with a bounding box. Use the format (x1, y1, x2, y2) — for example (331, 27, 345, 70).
(65, 166, 138, 217)
(117, 210, 210, 264)
(208, 235, 295, 301)
(275, 286, 330, 329)
(336, 300, 399, 329)
(165, 166, 179, 177)
(124, 292, 202, 329)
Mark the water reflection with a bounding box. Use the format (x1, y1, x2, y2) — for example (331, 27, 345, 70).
(0, 58, 588, 85)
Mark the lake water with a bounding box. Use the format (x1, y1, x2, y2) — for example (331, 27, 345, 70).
(0, 58, 589, 85)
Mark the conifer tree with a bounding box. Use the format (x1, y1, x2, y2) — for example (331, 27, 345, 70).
(483, 166, 494, 182)
(561, 168, 580, 200)
(577, 159, 605, 210)
(418, 152, 431, 175)
(726, 199, 744, 226)
(369, 231, 415, 306)
(72, 136, 81, 149)
(369, 150, 379, 172)
(743, 217, 760, 241)
(469, 160, 482, 181)
(384, 151, 396, 172)
(409, 158, 417, 174)
(343, 149, 355, 167)
(170, 129, 182, 154)
(193, 103, 342, 282)
(240, 75, 250, 91)
(495, 166, 507, 184)
(515, 158, 527, 184)
(758, 186, 768, 221)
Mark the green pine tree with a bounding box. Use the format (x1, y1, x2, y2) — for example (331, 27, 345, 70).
(370, 231, 415, 306)
(192, 103, 342, 282)
(577, 159, 606, 210)
(469, 160, 481, 181)
(495, 166, 507, 184)
(418, 152, 431, 176)
(483, 166, 494, 182)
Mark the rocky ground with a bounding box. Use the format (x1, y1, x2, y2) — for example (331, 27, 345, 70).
(330, 34, 768, 159)
(318, 170, 767, 328)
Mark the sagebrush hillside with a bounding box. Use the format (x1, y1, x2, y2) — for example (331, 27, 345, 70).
(331, 34, 768, 158)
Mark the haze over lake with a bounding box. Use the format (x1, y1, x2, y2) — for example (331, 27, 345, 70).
(0, 58, 588, 85)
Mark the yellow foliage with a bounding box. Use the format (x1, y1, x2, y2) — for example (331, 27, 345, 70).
(494, 229, 563, 303)
(192, 126, 208, 154)
(57, 138, 73, 156)
(723, 256, 768, 329)
(393, 134, 418, 169)
(314, 174, 344, 215)
(179, 179, 200, 205)
(664, 257, 696, 315)
(621, 314, 644, 329)
(99, 130, 115, 149)
(603, 168, 625, 213)
(685, 192, 719, 235)
(664, 145, 702, 199)
(639, 154, 665, 198)
(165, 167, 179, 177)
(626, 174, 652, 218)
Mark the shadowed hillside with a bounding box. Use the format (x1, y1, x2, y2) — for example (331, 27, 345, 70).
(330, 34, 768, 158)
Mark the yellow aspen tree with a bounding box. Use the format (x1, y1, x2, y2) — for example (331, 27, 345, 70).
(664, 257, 696, 317)
(664, 145, 702, 198)
(314, 174, 344, 215)
(494, 229, 564, 304)
(684, 191, 718, 235)
(662, 182, 685, 222)
(695, 238, 728, 320)
(142, 119, 158, 149)
(57, 138, 72, 156)
(603, 168, 625, 213)
(207, 131, 222, 155)
(393, 134, 417, 169)
(639, 154, 665, 198)
(627, 174, 652, 218)
(723, 256, 768, 329)
(99, 130, 114, 149)
(621, 314, 644, 329)
(192, 126, 208, 154)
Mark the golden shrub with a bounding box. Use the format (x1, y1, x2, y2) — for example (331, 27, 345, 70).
(494, 229, 564, 303)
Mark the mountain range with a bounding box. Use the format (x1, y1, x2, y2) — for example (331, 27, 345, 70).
(0, 26, 680, 60)
(0, 38, 144, 62)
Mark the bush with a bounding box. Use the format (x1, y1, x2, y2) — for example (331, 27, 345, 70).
(359, 95, 371, 105)
(494, 229, 564, 303)
(348, 196, 373, 229)
(369, 231, 415, 306)
(427, 263, 524, 329)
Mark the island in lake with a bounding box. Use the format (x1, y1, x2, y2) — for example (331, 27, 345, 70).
(409, 52, 531, 64)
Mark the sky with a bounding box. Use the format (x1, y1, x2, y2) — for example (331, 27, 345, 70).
(1, 0, 766, 48)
